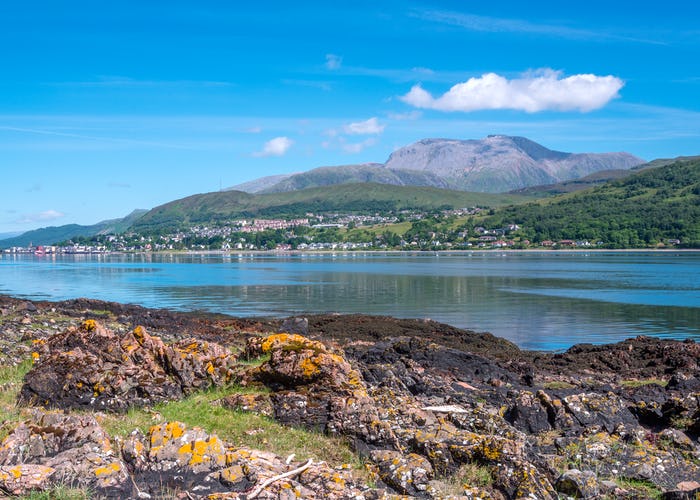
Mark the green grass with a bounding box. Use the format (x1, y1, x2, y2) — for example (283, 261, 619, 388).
(613, 478, 662, 499)
(542, 381, 577, 390)
(0, 358, 33, 440)
(100, 385, 362, 468)
(430, 462, 494, 496)
(19, 486, 91, 500)
(619, 378, 668, 389)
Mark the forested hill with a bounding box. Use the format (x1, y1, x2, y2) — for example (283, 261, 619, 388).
(483, 158, 700, 248)
(131, 182, 531, 233)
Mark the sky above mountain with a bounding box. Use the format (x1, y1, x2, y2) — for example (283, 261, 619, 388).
(1, 1, 699, 233)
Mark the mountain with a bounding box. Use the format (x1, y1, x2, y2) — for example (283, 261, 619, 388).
(131, 183, 532, 233)
(509, 169, 634, 196)
(239, 135, 644, 194)
(483, 157, 700, 247)
(509, 155, 700, 197)
(227, 173, 294, 193)
(383, 136, 644, 192)
(0, 209, 148, 248)
(0, 231, 22, 241)
(259, 163, 451, 193)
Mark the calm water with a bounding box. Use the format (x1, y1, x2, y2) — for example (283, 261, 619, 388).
(1, 252, 698, 351)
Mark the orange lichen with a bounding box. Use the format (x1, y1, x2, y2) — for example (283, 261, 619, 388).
(94, 462, 121, 477)
(133, 326, 146, 345)
(299, 357, 321, 377)
(82, 319, 97, 332)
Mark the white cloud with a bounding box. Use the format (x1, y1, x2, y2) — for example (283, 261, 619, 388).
(244, 126, 262, 134)
(325, 54, 342, 70)
(253, 136, 294, 157)
(401, 70, 624, 113)
(343, 117, 385, 135)
(16, 209, 65, 224)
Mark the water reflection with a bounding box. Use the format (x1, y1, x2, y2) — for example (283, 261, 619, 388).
(1, 252, 699, 350)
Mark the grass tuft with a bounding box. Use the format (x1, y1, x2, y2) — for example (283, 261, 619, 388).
(0, 358, 33, 440)
(100, 384, 361, 468)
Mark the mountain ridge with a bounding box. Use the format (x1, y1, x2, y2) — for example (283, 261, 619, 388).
(0, 209, 148, 248)
(231, 135, 644, 194)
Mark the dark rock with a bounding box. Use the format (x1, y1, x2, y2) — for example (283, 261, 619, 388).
(668, 373, 700, 392)
(562, 392, 638, 433)
(279, 316, 309, 336)
(16, 301, 37, 313)
(504, 390, 552, 434)
(662, 481, 700, 499)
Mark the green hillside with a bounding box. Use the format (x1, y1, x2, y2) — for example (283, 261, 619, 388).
(132, 183, 533, 233)
(483, 158, 700, 247)
(0, 210, 147, 248)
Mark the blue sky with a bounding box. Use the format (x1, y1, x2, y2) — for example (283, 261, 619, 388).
(1, 1, 699, 234)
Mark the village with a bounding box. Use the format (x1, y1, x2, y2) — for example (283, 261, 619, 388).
(1, 206, 615, 254)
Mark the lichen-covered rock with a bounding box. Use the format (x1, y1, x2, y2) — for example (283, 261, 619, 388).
(370, 449, 434, 496)
(553, 431, 700, 493)
(251, 333, 363, 392)
(219, 392, 274, 417)
(555, 468, 600, 498)
(504, 390, 552, 434)
(18, 321, 238, 411)
(562, 392, 638, 433)
(0, 409, 131, 496)
(0, 465, 55, 496)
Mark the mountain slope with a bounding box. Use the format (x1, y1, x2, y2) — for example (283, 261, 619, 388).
(384, 135, 644, 192)
(259, 163, 451, 193)
(227, 173, 294, 193)
(483, 158, 700, 247)
(0, 209, 148, 248)
(131, 183, 533, 233)
(245, 135, 644, 194)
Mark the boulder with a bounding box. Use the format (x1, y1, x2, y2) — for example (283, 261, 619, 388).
(18, 320, 238, 411)
(370, 449, 434, 496)
(0, 410, 131, 496)
(555, 468, 600, 498)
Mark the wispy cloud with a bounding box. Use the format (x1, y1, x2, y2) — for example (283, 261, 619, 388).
(25, 183, 42, 193)
(16, 209, 65, 224)
(401, 70, 624, 113)
(413, 9, 665, 45)
(387, 110, 422, 121)
(342, 138, 377, 154)
(343, 117, 385, 135)
(0, 125, 190, 149)
(253, 136, 294, 157)
(282, 79, 332, 91)
(54, 76, 234, 88)
(325, 54, 342, 70)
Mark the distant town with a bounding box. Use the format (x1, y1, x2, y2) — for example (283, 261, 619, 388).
(5, 206, 682, 255)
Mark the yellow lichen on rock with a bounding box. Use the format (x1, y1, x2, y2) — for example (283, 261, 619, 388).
(94, 462, 121, 477)
(81, 319, 97, 332)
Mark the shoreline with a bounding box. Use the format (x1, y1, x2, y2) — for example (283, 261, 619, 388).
(4, 247, 700, 257)
(2, 293, 699, 498)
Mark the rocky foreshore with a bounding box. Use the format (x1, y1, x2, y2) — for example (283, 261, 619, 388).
(0, 295, 698, 499)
